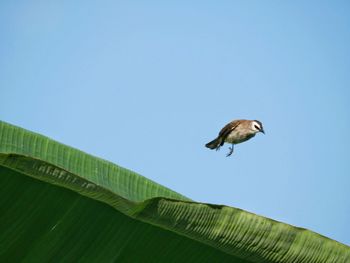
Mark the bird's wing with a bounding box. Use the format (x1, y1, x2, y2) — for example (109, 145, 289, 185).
(218, 120, 242, 140)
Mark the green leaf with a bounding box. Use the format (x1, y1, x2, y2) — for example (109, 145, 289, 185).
(1, 121, 349, 262)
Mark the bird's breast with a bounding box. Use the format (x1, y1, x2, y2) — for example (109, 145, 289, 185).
(225, 130, 255, 144)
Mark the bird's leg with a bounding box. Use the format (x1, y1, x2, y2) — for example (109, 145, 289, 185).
(226, 144, 234, 157)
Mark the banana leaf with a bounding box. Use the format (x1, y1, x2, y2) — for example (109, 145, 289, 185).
(0, 121, 349, 262)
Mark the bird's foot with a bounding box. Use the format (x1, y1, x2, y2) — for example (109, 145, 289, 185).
(226, 146, 234, 157)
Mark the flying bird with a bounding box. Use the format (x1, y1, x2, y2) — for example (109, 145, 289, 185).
(205, 119, 264, 157)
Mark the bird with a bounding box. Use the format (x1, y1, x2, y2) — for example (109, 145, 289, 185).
(205, 119, 264, 157)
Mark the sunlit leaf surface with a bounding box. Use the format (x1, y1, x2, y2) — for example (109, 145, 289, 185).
(1, 121, 349, 262)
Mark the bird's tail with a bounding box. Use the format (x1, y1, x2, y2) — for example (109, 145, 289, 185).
(205, 137, 222, 150)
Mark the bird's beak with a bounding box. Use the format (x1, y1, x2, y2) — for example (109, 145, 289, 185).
(261, 129, 265, 134)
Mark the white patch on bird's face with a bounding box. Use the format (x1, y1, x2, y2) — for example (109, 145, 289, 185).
(251, 121, 261, 133)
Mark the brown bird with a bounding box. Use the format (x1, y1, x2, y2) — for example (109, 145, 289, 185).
(205, 119, 264, 157)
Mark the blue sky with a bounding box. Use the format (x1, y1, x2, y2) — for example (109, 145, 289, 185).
(1, 1, 349, 245)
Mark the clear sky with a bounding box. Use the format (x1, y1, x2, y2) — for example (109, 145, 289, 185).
(1, 1, 349, 245)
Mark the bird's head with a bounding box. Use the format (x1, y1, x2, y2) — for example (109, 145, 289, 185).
(251, 120, 265, 134)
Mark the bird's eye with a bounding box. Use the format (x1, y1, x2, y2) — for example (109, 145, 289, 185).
(254, 125, 260, 130)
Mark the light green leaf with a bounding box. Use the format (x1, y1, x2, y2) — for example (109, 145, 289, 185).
(1, 121, 349, 262)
